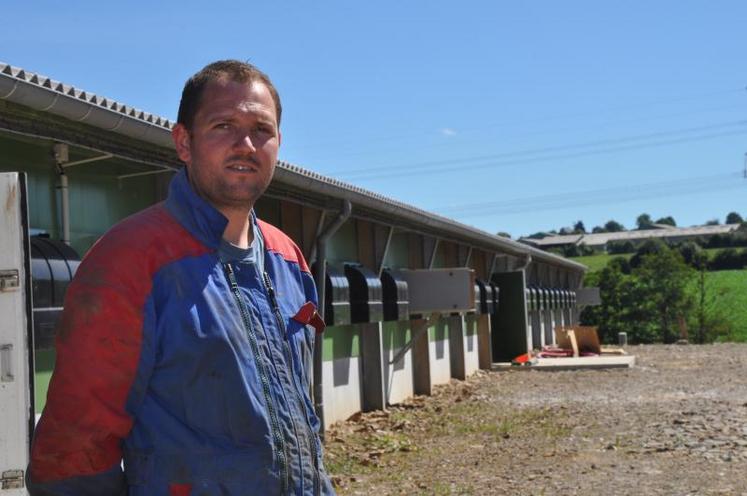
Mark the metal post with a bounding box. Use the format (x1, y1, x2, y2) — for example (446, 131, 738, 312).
(312, 200, 351, 438)
(59, 173, 70, 245)
(377, 226, 394, 277)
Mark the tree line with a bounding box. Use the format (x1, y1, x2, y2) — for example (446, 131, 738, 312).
(524, 211, 744, 239)
(580, 239, 745, 345)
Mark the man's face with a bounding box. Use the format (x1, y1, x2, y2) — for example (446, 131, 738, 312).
(173, 78, 280, 214)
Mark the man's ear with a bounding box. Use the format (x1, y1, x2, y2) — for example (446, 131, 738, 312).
(172, 123, 192, 165)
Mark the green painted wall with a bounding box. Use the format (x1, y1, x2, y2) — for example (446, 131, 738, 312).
(385, 232, 409, 269)
(65, 172, 158, 254)
(322, 321, 415, 360)
(382, 321, 412, 351)
(34, 349, 55, 414)
(464, 314, 478, 336)
(322, 324, 360, 361)
(431, 244, 447, 268)
(1, 138, 160, 255)
(254, 196, 280, 226)
(326, 220, 357, 264)
(429, 319, 450, 343)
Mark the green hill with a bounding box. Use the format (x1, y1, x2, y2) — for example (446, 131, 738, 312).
(690, 270, 747, 342)
(570, 252, 747, 342)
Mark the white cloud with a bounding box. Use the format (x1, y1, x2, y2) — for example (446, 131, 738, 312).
(440, 128, 457, 137)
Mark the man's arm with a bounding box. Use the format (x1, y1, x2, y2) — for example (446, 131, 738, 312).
(27, 225, 157, 495)
(26, 465, 126, 496)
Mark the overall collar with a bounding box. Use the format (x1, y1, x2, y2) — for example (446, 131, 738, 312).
(164, 167, 228, 250)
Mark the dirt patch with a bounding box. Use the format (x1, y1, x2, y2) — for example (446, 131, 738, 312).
(323, 343, 747, 495)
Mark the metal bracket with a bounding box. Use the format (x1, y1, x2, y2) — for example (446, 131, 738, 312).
(60, 153, 113, 169)
(388, 313, 440, 365)
(428, 239, 440, 269)
(462, 246, 473, 268)
(1, 469, 24, 489)
(377, 226, 394, 277)
(0, 270, 19, 291)
(0, 344, 13, 382)
(117, 168, 174, 180)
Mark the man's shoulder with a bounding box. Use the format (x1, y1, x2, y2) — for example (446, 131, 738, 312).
(82, 203, 212, 277)
(94, 203, 179, 250)
(257, 219, 309, 273)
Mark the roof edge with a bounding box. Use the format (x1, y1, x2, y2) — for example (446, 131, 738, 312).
(0, 61, 585, 272)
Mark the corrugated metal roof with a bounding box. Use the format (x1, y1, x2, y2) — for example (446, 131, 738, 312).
(524, 224, 740, 247)
(0, 60, 586, 272)
(0, 63, 174, 129)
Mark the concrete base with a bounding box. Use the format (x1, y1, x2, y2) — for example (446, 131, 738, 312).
(322, 356, 363, 428)
(429, 337, 452, 386)
(477, 314, 492, 370)
(494, 355, 636, 370)
(384, 344, 414, 405)
(462, 315, 480, 378)
(382, 322, 414, 405)
(531, 355, 635, 369)
(448, 315, 466, 380)
(412, 318, 451, 396)
(360, 322, 385, 412)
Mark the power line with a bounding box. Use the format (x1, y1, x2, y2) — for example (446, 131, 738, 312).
(296, 102, 741, 163)
(433, 172, 744, 218)
(335, 128, 747, 181)
(291, 87, 746, 153)
(327, 120, 747, 178)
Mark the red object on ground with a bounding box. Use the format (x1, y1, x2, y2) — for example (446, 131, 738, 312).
(512, 353, 532, 364)
(537, 348, 575, 358)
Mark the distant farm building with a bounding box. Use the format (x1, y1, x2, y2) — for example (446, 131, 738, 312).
(521, 224, 741, 253)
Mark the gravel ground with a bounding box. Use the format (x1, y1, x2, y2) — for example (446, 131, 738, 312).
(323, 343, 747, 495)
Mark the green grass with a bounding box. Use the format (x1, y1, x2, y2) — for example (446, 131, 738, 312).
(571, 250, 747, 342)
(34, 349, 55, 414)
(689, 270, 747, 342)
(571, 248, 738, 273)
(571, 253, 631, 272)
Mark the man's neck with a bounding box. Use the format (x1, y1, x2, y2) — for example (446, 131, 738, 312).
(221, 208, 254, 249)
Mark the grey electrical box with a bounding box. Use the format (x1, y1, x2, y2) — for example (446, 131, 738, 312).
(575, 287, 601, 306)
(400, 268, 475, 314)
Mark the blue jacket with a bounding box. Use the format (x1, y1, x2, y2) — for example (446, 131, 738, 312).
(28, 169, 334, 495)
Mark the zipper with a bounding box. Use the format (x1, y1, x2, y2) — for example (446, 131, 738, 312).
(263, 271, 322, 496)
(223, 263, 290, 494)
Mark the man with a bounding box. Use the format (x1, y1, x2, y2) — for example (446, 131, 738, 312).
(28, 60, 335, 495)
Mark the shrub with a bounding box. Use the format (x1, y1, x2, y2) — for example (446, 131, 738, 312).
(705, 232, 747, 249)
(629, 239, 667, 269)
(607, 240, 635, 254)
(677, 241, 707, 269)
(709, 248, 746, 271)
(583, 246, 693, 344)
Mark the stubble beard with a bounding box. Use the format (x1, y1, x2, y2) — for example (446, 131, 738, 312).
(188, 167, 271, 215)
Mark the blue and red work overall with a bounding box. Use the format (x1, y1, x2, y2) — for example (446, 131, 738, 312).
(28, 168, 335, 495)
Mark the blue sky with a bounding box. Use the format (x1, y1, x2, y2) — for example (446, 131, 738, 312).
(3, 1, 746, 237)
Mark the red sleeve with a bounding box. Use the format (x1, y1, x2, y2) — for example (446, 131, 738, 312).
(257, 219, 311, 273)
(29, 205, 209, 484)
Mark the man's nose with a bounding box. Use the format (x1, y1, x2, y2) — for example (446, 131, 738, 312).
(234, 133, 257, 152)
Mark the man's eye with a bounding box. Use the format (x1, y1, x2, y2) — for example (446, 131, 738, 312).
(214, 122, 231, 130)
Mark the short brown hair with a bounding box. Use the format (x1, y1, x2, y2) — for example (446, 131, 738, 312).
(177, 59, 282, 130)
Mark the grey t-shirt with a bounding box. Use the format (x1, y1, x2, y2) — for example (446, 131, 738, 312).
(218, 217, 265, 277)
